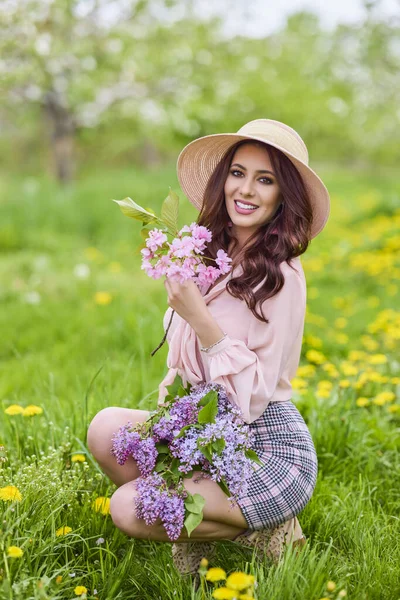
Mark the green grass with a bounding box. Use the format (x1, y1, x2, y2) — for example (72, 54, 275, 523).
(0, 164, 399, 599)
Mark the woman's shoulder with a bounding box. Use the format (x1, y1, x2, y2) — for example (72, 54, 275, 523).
(280, 256, 305, 283)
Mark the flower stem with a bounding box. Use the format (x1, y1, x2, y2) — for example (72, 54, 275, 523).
(151, 309, 175, 357)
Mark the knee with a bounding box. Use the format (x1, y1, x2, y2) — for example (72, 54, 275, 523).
(110, 483, 140, 537)
(87, 407, 118, 457)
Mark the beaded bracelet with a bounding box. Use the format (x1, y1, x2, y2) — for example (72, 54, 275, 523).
(200, 332, 228, 353)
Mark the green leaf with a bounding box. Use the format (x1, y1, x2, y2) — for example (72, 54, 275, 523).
(244, 449, 262, 465)
(184, 511, 203, 538)
(113, 197, 163, 225)
(197, 439, 213, 462)
(177, 385, 188, 398)
(169, 458, 181, 477)
(217, 479, 231, 497)
(198, 394, 218, 424)
(174, 424, 201, 440)
(212, 438, 226, 455)
(197, 390, 218, 408)
(165, 374, 184, 398)
(155, 443, 170, 454)
(160, 188, 179, 234)
(140, 226, 153, 240)
(184, 493, 206, 515)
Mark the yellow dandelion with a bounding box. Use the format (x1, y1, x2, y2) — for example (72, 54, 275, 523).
(318, 380, 333, 389)
(56, 526, 72, 537)
(296, 365, 316, 377)
(360, 335, 379, 351)
(206, 567, 227, 582)
(388, 405, 400, 413)
(71, 454, 86, 462)
(199, 558, 209, 568)
(339, 380, 351, 388)
(373, 397, 386, 406)
(348, 350, 367, 362)
(341, 365, 359, 376)
(317, 389, 331, 398)
(92, 496, 111, 515)
(335, 318, 348, 329)
(326, 581, 336, 592)
(55, 575, 63, 584)
(22, 405, 43, 417)
(7, 546, 23, 558)
(305, 334, 323, 348)
(368, 371, 386, 383)
(306, 350, 327, 365)
(375, 391, 395, 403)
(291, 377, 307, 390)
(239, 595, 254, 600)
(368, 354, 387, 365)
(4, 405, 24, 416)
(0, 485, 22, 502)
(391, 377, 400, 384)
(335, 333, 349, 345)
(74, 586, 88, 596)
(322, 363, 340, 377)
(94, 291, 113, 306)
(226, 572, 255, 591)
(372, 391, 392, 404)
(212, 588, 237, 600)
(356, 397, 370, 407)
(84, 246, 103, 261)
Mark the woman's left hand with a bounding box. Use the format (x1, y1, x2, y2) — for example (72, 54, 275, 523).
(164, 277, 209, 326)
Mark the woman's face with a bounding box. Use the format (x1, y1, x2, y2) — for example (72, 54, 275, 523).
(224, 143, 282, 246)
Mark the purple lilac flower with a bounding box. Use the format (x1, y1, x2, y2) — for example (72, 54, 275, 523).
(134, 473, 186, 541)
(208, 449, 253, 502)
(134, 437, 158, 477)
(110, 421, 137, 465)
(169, 428, 205, 474)
(111, 423, 157, 476)
(153, 394, 200, 442)
(134, 474, 164, 525)
(159, 491, 186, 541)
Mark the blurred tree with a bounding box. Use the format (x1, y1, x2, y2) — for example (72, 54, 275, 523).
(0, 0, 207, 182)
(0, 0, 399, 178)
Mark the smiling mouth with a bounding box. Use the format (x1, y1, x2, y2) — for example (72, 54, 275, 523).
(234, 200, 259, 210)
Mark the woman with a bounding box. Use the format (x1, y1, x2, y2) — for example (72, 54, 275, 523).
(87, 119, 330, 576)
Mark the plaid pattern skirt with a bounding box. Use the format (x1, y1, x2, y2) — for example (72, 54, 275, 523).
(237, 400, 318, 530)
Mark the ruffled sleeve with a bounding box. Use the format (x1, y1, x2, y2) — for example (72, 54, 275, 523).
(199, 265, 306, 423)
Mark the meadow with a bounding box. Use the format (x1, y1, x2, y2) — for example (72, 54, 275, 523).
(0, 164, 399, 599)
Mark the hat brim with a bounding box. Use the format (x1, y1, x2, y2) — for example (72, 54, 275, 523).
(176, 133, 330, 240)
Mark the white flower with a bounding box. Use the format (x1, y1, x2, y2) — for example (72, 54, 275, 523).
(73, 264, 90, 279)
(24, 291, 41, 304)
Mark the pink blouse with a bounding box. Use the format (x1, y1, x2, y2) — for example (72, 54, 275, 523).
(158, 256, 307, 424)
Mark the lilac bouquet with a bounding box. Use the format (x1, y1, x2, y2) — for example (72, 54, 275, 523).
(111, 374, 261, 541)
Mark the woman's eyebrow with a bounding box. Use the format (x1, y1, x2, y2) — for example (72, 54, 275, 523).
(231, 163, 275, 176)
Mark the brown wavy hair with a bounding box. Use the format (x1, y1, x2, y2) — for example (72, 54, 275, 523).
(197, 140, 313, 323)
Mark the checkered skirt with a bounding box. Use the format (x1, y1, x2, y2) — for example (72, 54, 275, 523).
(237, 400, 318, 530)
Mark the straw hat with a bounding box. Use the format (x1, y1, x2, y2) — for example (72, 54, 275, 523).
(176, 118, 330, 239)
